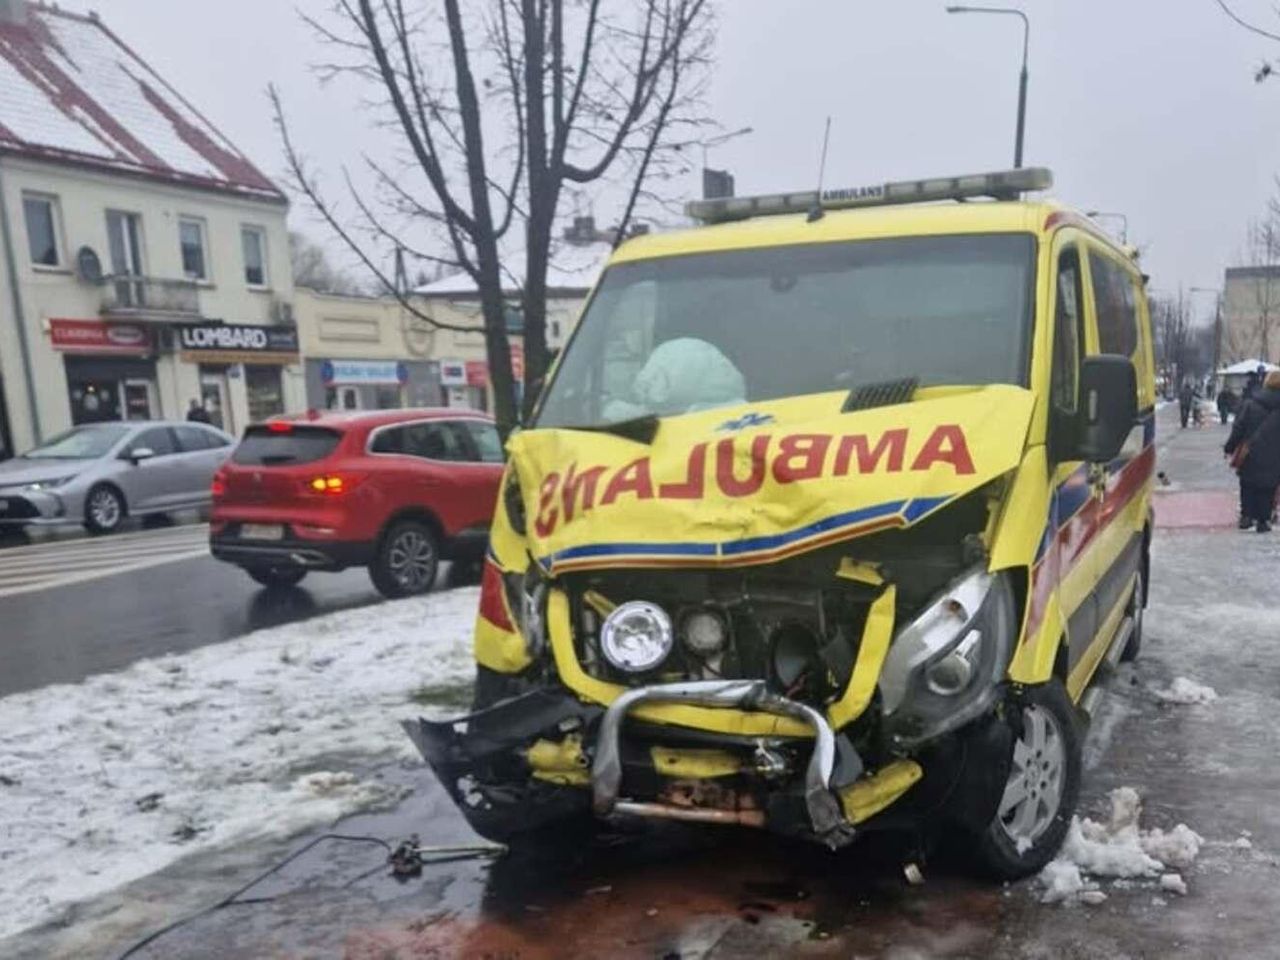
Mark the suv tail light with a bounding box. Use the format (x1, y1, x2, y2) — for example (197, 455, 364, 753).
(301, 473, 362, 496)
(211, 469, 228, 499)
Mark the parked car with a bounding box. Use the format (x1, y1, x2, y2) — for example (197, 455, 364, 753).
(0, 420, 235, 534)
(209, 409, 505, 597)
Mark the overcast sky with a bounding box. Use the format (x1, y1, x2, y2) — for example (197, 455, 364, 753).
(63, 0, 1280, 322)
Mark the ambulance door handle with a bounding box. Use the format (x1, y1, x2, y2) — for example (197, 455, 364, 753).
(1087, 463, 1108, 498)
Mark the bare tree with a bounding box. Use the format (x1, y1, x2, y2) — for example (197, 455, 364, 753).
(1153, 291, 1214, 389)
(290, 230, 369, 295)
(275, 1, 714, 435)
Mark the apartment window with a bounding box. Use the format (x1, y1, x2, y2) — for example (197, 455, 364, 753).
(241, 225, 267, 287)
(23, 194, 60, 267)
(106, 210, 145, 307)
(179, 217, 208, 281)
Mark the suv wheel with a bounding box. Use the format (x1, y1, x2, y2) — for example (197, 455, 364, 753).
(968, 679, 1082, 880)
(370, 520, 439, 598)
(245, 565, 308, 589)
(84, 485, 126, 535)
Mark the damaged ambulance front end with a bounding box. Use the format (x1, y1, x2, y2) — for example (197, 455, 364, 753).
(405, 228, 1061, 865)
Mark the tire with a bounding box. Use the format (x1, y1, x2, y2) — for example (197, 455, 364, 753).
(83, 484, 126, 535)
(369, 520, 439, 598)
(245, 565, 308, 589)
(1120, 567, 1145, 662)
(969, 679, 1083, 880)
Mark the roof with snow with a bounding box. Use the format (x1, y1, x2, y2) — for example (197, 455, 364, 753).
(0, 3, 283, 202)
(416, 241, 611, 298)
(1219, 359, 1279, 375)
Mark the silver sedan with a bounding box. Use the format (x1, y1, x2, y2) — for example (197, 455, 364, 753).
(0, 421, 234, 534)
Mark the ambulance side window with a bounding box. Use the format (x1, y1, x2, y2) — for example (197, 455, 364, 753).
(1051, 247, 1083, 415)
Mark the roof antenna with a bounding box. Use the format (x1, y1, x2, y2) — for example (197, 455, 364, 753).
(807, 116, 832, 223)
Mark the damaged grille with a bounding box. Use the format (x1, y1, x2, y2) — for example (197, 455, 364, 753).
(566, 565, 877, 708)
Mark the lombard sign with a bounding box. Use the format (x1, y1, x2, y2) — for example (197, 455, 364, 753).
(178, 323, 299, 362)
(321, 359, 407, 385)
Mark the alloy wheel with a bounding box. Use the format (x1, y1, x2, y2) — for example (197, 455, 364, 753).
(388, 529, 435, 591)
(997, 703, 1067, 848)
(89, 489, 121, 530)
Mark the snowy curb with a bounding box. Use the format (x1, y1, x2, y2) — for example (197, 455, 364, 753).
(0, 587, 480, 940)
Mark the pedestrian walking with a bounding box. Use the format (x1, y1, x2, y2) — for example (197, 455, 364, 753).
(186, 399, 211, 424)
(1225, 370, 1280, 533)
(1216, 385, 1237, 425)
(1178, 380, 1195, 429)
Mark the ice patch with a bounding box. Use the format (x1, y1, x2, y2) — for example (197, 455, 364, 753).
(1233, 837, 1254, 850)
(0, 587, 480, 940)
(1151, 677, 1218, 705)
(1039, 787, 1203, 905)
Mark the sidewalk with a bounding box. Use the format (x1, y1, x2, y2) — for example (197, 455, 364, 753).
(1153, 405, 1241, 530)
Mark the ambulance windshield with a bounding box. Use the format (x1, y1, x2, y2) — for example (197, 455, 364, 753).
(536, 233, 1035, 429)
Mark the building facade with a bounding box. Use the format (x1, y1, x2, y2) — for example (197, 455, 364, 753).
(294, 286, 527, 414)
(1222, 265, 1280, 368)
(0, 2, 301, 456)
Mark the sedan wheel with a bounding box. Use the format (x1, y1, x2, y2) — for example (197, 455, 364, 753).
(84, 485, 125, 535)
(370, 521, 439, 598)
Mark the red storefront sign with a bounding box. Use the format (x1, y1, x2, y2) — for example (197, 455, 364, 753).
(465, 360, 489, 387)
(49, 319, 151, 355)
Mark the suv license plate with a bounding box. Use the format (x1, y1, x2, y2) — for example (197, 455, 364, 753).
(241, 524, 284, 541)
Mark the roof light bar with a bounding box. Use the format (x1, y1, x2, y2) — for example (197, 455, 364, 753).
(685, 167, 1053, 225)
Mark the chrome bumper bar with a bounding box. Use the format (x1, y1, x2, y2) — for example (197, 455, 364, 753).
(590, 679, 855, 848)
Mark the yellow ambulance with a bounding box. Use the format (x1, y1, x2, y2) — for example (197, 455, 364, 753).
(406, 168, 1156, 878)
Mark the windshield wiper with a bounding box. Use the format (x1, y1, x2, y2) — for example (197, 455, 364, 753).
(556, 414, 660, 445)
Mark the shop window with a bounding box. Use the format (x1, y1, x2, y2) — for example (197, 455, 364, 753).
(22, 193, 60, 267)
(245, 365, 284, 423)
(179, 217, 208, 281)
(374, 386, 402, 409)
(241, 225, 268, 287)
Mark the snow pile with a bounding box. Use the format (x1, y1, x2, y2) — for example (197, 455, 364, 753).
(1039, 787, 1203, 905)
(0, 588, 479, 940)
(1151, 677, 1218, 706)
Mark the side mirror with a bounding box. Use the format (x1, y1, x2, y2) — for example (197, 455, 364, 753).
(128, 447, 156, 464)
(1074, 355, 1138, 463)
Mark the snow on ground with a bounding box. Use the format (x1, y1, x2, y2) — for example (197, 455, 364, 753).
(1150, 677, 1219, 705)
(0, 588, 479, 941)
(1039, 787, 1203, 905)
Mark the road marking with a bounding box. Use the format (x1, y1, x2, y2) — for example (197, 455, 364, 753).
(0, 549, 211, 600)
(0, 524, 213, 599)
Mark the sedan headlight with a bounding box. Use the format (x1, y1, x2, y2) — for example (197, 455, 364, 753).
(879, 568, 1016, 748)
(600, 600, 674, 673)
(23, 475, 77, 491)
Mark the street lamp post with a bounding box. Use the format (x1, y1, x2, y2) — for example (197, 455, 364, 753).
(946, 6, 1030, 168)
(1086, 210, 1129, 245)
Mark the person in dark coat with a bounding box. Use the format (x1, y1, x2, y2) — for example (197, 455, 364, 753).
(1216, 385, 1237, 425)
(1178, 380, 1195, 429)
(1225, 371, 1280, 532)
(186, 399, 211, 424)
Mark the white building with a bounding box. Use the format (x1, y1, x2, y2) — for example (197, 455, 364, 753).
(0, 0, 300, 456)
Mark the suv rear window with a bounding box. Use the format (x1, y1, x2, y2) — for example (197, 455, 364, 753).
(232, 425, 342, 466)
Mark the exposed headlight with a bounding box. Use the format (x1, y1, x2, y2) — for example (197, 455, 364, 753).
(23, 475, 76, 491)
(879, 568, 1016, 748)
(502, 469, 527, 536)
(600, 600, 674, 673)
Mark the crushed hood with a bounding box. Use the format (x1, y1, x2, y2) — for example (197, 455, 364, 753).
(510, 386, 1035, 575)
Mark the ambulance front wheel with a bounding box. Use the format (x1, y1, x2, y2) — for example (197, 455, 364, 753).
(968, 679, 1082, 880)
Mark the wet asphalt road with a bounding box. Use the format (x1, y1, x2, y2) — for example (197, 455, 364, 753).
(11, 407, 1280, 959)
(0, 517, 471, 697)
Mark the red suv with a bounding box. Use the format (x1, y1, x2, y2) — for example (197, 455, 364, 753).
(210, 409, 504, 597)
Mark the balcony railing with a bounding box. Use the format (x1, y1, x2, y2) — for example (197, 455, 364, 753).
(102, 275, 200, 318)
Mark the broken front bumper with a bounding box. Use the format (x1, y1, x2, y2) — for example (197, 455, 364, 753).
(404, 677, 881, 848)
